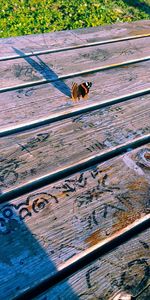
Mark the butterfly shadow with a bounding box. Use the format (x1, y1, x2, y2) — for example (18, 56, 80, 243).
(13, 47, 71, 97)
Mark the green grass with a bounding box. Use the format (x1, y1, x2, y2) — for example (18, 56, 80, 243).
(0, 0, 150, 38)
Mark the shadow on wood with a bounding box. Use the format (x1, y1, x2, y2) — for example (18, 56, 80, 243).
(13, 47, 71, 97)
(0, 195, 78, 299)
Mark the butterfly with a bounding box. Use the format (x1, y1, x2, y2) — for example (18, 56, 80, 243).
(71, 82, 92, 101)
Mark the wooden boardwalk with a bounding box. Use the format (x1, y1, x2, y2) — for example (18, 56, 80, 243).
(0, 20, 150, 299)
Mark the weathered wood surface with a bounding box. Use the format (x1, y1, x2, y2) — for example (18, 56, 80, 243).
(72, 20, 150, 44)
(0, 144, 149, 299)
(0, 20, 149, 59)
(0, 60, 150, 131)
(36, 227, 150, 300)
(1, 36, 150, 90)
(0, 94, 150, 195)
(0, 21, 150, 300)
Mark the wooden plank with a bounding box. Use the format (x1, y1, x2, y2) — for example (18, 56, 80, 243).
(0, 20, 149, 59)
(0, 36, 150, 89)
(72, 20, 150, 44)
(0, 144, 149, 299)
(0, 60, 150, 131)
(35, 227, 150, 300)
(0, 94, 150, 195)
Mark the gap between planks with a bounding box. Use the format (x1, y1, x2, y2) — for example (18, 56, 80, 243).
(0, 133, 150, 203)
(0, 33, 150, 62)
(13, 214, 150, 300)
(0, 88, 150, 137)
(0, 56, 150, 93)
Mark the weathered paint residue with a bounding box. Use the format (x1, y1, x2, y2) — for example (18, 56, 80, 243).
(84, 229, 104, 247)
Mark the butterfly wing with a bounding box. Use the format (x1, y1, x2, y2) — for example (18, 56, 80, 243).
(71, 83, 79, 101)
(79, 83, 90, 99)
(71, 82, 92, 101)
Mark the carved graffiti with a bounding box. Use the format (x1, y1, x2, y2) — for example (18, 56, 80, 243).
(0, 133, 52, 188)
(87, 210, 99, 229)
(136, 148, 150, 169)
(75, 173, 120, 208)
(120, 258, 150, 295)
(0, 192, 58, 234)
(86, 265, 100, 288)
(54, 166, 125, 231)
(20, 132, 50, 152)
(54, 172, 87, 196)
(86, 140, 104, 153)
(0, 158, 22, 188)
(80, 49, 109, 62)
(17, 88, 34, 98)
(14, 63, 38, 80)
(84, 255, 150, 299)
(73, 111, 150, 151)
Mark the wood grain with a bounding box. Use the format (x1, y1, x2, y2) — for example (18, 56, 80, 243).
(36, 227, 150, 300)
(72, 20, 150, 45)
(0, 20, 149, 59)
(0, 94, 150, 195)
(0, 36, 150, 89)
(0, 60, 150, 131)
(0, 144, 149, 299)
(0, 21, 150, 300)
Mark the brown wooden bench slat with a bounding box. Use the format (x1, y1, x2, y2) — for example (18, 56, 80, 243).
(0, 36, 149, 90)
(0, 60, 149, 132)
(1, 134, 149, 204)
(1, 34, 150, 63)
(0, 94, 150, 196)
(0, 144, 149, 299)
(35, 227, 150, 300)
(0, 20, 150, 300)
(0, 20, 149, 59)
(72, 20, 150, 44)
